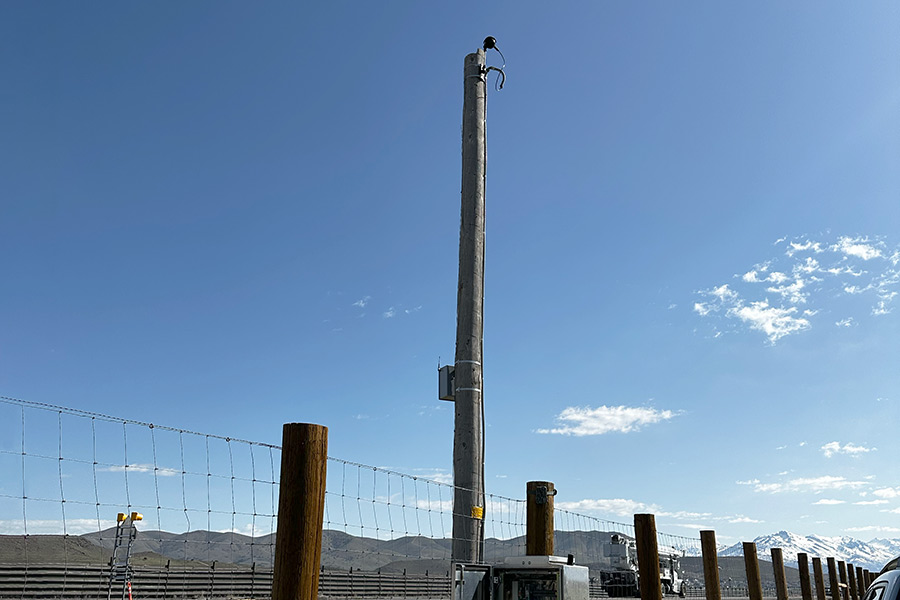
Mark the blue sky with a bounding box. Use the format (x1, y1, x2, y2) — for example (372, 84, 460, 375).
(2, 2, 900, 545)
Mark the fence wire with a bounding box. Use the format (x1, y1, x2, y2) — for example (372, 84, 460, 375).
(2, 394, 838, 600)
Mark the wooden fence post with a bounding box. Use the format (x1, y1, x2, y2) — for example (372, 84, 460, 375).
(271, 423, 328, 600)
(526, 481, 555, 555)
(743, 542, 764, 600)
(827, 558, 841, 600)
(700, 531, 721, 600)
(838, 561, 849, 600)
(813, 557, 827, 600)
(798, 553, 813, 600)
(847, 564, 858, 600)
(772, 548, 789, 600)
(855, 567, 865, 598)
(635, 514, 662, 600)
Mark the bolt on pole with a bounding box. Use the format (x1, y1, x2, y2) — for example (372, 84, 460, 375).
(451, 46, 487, 564)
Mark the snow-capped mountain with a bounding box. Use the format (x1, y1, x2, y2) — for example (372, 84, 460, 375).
(719, 531, 900, 572)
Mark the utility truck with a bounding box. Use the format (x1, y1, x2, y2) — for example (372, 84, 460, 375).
(597, 534, 685, 598)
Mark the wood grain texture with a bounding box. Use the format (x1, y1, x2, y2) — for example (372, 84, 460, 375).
(743, 542, 764, 600)
(271, 423, 328, 600)
(701, 531, 722, 600)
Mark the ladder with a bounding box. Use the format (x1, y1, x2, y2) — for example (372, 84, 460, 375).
(108, 512, 142, 600)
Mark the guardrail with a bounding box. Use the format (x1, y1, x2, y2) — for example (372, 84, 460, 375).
(0, 565, 451, 599)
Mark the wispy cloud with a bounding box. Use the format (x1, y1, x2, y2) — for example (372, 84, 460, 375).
(812, 499, 846, 505)
(821, 441, 875, 458)
(556, 498, 758, 526)
(694, 235, 900, 343)
(536, 405, 678, 436)
(99, 464, 179, 476)
(845, 525, 900, 534)
(855, 500, 889, 506)
(739, 475, 867, 494)
(353, 295, 371, 308)
(383, 307, 396, 319)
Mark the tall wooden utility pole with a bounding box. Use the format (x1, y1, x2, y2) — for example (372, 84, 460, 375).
(452, 46, 487, 564)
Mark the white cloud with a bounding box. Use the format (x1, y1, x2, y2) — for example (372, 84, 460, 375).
(766, 278, 807, 304)
(736, 479, 761, 486)
(382, 307, 396, 319)
(556, 498, 657, 517)
(536, 405, 677, 436)
(100, 464, 179, 476)
(729, 516, 763, 524)
(845, 525, 900, 534)
(833, 236, 883, 260)
(881, 507, 900, 515)
(748, 475, 867, 494)
(812, 499, 846, 505)
(695, 234, 900, 342)
(728, 301, 810, 343)
(0, 519, 114, 535)
(855, 500, 888, 505)
(353, 295, 371, 308)
(821, 441, 875, 458)
(873, 487, 900, 499)
(694, 302, 712, 316)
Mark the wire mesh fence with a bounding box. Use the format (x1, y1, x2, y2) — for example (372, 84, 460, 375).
(0, 394, 862, 600)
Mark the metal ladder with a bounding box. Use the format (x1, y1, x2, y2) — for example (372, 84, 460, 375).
(107, 512, 142, 600)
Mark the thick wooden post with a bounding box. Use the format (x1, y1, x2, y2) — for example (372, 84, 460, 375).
(827, 558, 841, 600)
(847, 564, 858, 600)
(855, 567, 865, 598)
(772, 548, 790, 600)
(813, 558, 827, 600)
(526, 481, 555, 555)
(700, 531, 721, 600)
(635, 514, 663, 600)
(452, 45, 488, 566)
(272, 423, 328, 600)
(839, 561, 850, 600)
(798, 553, 813, 600)
(743, 542, 764, 600)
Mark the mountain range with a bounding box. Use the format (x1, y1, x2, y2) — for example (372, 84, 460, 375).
(717, 531, 900, 572)
(0, 529, 896, 575)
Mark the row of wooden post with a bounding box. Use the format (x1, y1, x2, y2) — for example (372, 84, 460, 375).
(635, 514, 877, 600)
(266, 430, 882, 600)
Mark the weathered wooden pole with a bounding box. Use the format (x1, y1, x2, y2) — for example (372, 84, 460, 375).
(827, 558, 841, 600)
(271, 423, 328, 600)
(838, 561, 850, 600)
(798, 553, 813, 600)
(526, 481, 555, 555)
(847, 564, 858, 600)
(451, 43, 488, 565)
(700, 531, 721, 600)
(635, 514, 663, 600)
(772, 548, 790, 600)
(855, 566, 865, 598)
(813, 557, 827, 600)
(743, 542, 764, 600)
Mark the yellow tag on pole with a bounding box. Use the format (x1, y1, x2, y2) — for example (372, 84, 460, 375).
(470, 506, 484, 520)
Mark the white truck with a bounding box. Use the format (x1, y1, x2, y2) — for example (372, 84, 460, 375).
(597, 534, 685, 598)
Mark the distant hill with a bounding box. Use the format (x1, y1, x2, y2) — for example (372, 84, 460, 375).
(1, 528, 896, 576)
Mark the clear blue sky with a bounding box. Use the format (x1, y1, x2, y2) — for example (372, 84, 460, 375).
(2, 2, 899, 545)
